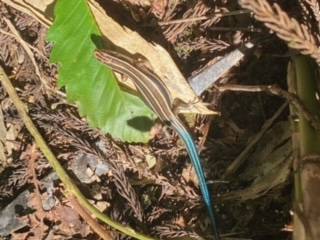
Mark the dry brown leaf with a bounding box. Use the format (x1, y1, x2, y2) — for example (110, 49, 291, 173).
(89, 0, 215, 115)
(54, 205, 89, 235)
(4, 0, 215, 115)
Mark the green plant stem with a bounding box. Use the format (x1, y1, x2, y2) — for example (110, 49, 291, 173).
(293, 56, 320, 155)
(290, 55, 320, 240)
(0, 66, 156, 240)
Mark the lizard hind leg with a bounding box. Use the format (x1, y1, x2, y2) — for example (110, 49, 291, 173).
(172, 97, 201, 115)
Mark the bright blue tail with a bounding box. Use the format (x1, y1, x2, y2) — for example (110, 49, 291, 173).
(172, 120, 219, 239)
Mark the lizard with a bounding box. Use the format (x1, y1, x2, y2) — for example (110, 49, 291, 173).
(95, 49, 219, 239)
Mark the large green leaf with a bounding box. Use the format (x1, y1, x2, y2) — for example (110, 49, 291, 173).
(47, 0, 156, 143)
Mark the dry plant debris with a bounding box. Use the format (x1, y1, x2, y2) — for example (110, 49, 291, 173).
(2, 0, 320, 239)
(240, 0, 320, 64)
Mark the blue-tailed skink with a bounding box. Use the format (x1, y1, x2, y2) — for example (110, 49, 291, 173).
(95, 50, 219, 239)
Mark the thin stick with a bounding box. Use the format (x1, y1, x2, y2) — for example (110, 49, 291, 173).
(216, 84, 320, 130)
(223, 102, 288, 178)
(157, 10, 251, 26)
(3, 17, 46, 88)
(0, 29, 45, 59)
(0, 26, 68, 99)
(0, 66, 155, 240)
(210, 26, 262, 32)
(69, 196, 113, 240)
(2, 0, 51, 27)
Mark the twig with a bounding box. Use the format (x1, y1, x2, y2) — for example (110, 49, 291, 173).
(29, 144, 46, 239)
(301, 154, 320, 167)
(210, 26, 262, 32)
(2, 16, 47, 88)
(0, 25, 68, 99)
(2, 0, 51, 27)
(69, 196, 112, 240)
(0, 29, 45, 59)
(158, 9, 251, 26)
(223, 102, 288, 178)
(0, 66, 155, 240)
(216, 84, 320, 130)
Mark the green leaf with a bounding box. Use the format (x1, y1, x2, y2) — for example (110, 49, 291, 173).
(47, 0, 156, 143)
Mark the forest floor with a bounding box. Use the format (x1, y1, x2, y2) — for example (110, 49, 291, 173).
(1, 0, 311, 239)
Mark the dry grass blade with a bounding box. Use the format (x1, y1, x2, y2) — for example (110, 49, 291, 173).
(239, 0, 320, 64)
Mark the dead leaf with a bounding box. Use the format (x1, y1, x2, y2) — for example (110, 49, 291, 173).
(4, 0, 216, 115)
(55, 205, 86, 234)
(89, 0, 215, 115)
